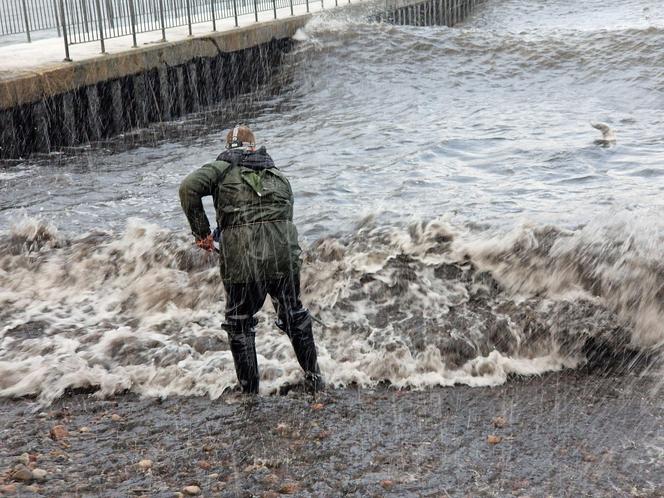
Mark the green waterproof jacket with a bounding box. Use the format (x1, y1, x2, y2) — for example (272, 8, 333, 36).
(179, 147, 302, 283)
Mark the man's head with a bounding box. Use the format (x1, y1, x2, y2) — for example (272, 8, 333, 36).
(226, 124, 256, 150)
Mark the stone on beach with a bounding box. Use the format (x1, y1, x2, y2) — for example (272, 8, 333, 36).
(262, 473, 280, 486)
(487, 435, 502, 444)
(275, 423, 290, 435)
(138, 459, 153, 470)
(111, 414, 123, 422)
(31, 468, 48, 481)
(492, 416, 508, 428)
(9, 464, 33, 482)
(49, 425, 68, 440)
(182, 485, 201, 495)
(278, 482, 300, 494)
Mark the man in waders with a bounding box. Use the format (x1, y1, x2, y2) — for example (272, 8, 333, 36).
(179, 125, 324, 394)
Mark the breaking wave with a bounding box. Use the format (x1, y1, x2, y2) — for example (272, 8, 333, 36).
(1, 216, 661, 404)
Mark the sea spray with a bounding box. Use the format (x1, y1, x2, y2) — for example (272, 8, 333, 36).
(1, 216, 660, 403)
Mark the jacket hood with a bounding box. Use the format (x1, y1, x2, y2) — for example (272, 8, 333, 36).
(217, 146, 276, 171)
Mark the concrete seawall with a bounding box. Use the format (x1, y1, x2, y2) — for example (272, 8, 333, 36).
(381, 0, 483, 26)
(0, 0, 482, 159)
(0, 16, 308, 158)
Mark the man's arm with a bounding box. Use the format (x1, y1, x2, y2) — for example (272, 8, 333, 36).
(179, 163, 225, 240)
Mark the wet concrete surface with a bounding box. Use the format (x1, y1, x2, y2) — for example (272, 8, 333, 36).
(0, 371, 662, 497)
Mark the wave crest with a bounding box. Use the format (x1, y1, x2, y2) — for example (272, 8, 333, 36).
(1, 216, 660, 403)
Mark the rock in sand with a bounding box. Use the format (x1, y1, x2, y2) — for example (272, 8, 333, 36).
(9, 464, 33, 482)
(275, 423, 290, 436)
(182, 485, 201, 495)
(278, 482, 300, 494)
(49, 425, 68, 440)
(491, 416, 508, 428)
(31, 468, 48, 481)
(487, 435, 502, 445)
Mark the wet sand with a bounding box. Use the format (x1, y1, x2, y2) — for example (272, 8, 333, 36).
(1, 371, 662, 497)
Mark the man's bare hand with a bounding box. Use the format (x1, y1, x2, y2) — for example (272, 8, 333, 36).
(196, 234, 215, 252)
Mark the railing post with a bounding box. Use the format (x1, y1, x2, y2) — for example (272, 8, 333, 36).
(21, 0, 31, 42)
(93, 0, 105, 53)
(211, 0, 216, 30)
(305, 0, 308, 13)
(185, 0, 192, 35)
(253, 0, 258, 22)
(58, 0, 71, 61)
(159, 0, 166, 40)
(105, 0, 114, 30)
(128, 0, 137, 46)
(232, 0, 238, 26)
(272, 0, 276, 18)
(53, 0, 61, 36)
(289, 0, 293, 16)
(81, 0, 90, 34)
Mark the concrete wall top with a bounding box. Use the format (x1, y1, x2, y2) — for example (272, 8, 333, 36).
(0, 15, 310, 111)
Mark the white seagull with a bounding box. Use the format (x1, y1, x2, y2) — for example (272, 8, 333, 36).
(591, 122, 616, 146)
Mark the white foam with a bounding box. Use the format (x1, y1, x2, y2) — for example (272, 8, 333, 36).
(0, 216, 660, 404)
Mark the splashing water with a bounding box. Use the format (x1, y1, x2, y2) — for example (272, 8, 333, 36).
(0, 215, 661, 403)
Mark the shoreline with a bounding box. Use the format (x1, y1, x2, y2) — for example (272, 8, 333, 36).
(1, 370, 662, 497)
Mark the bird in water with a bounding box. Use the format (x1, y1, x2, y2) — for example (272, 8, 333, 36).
(591, 122, 616, 146)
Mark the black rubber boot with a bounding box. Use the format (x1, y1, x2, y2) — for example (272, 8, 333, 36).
(286, 314, 325, 393)
(228, 332, 260, 394)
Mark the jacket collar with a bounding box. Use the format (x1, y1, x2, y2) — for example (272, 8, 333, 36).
(217, 146, 276, 171)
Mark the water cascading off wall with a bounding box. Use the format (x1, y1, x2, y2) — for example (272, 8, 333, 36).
(0, 0, 484, 159)
(0, 40, 290, 158)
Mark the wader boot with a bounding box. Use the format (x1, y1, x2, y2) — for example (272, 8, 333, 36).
(278, 310, 325, 392)
(224, 320, 260, 394)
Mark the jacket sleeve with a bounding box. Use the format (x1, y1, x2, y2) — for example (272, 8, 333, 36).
(179, 163, 225, 240)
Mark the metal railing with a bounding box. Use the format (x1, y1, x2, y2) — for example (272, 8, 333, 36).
(1, 0, 60, 41)
(0, 0, 325, 59)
